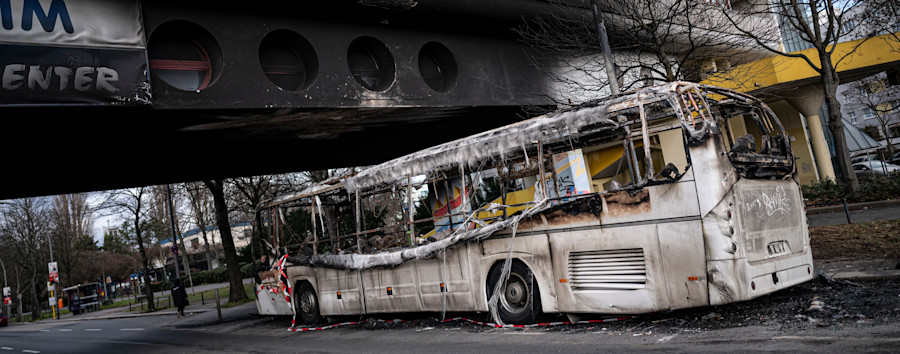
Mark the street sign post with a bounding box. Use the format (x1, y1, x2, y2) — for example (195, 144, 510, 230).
(171, 244, 178, 254)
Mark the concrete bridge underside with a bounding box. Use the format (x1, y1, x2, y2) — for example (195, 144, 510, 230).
(1, 0, 582, 200)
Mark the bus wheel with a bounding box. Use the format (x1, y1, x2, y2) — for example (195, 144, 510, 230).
(487, 260, 542, 324)
(295, 282, 320, 325)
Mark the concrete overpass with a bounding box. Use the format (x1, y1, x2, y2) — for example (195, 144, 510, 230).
(0, 0, 590, 200)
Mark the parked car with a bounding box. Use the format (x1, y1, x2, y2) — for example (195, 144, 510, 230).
(851, 155, 881, 164)
(887, 151, 900, 165)
(853, 160, 900, 175)
(0, 313, 8, 327)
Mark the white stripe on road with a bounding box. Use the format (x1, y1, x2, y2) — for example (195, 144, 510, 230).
(22, 350, 40, 353)
(85, 329, 102, 331)
(38, 330, 49, 332)
(119, 328, 144, 331)
(1, 347, 12, 350)
(58, 329, 71, 332)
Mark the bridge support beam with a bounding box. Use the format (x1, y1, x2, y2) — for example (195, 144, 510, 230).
(786, 85, 836, 181)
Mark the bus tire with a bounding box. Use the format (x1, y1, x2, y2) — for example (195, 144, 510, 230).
(295, 281, 320, 325)
(487, 260, 542, 324)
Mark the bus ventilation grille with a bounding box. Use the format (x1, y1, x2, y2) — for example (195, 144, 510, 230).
(568, 248, 647, 291)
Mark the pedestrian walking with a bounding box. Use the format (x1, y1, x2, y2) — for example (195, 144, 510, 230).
(171, 278, 188, 317)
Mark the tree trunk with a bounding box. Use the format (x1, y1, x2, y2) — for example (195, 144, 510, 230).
(820, 54, 861, 193)
(204, 180, 247, 303)
(134, 221, 155, 312)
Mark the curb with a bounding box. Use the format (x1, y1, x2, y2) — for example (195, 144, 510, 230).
(805, 199, 900, 215)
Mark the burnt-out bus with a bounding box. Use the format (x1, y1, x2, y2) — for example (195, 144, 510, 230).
(254, 82, 814, 325)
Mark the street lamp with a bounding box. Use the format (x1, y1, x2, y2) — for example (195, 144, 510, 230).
(0, 258, 10, 321)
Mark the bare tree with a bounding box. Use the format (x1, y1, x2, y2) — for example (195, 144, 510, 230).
(102, 187, 158, 312)
(230, 174, 304, 259)
(184, 182, 217, 271)
(720, 0, 899, 192)
(843, 74, 900, 156)
(202, 179, 247, 303)
(49, 193, 94, 288)
(515, 0, 768, 106)
(0, 198, 52, 319)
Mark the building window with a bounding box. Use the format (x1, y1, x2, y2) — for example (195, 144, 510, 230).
(848, 111, 857, 124)
(864, 108, 876, 120)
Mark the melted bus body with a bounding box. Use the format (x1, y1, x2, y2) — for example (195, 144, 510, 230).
(255, 82, 814, 325)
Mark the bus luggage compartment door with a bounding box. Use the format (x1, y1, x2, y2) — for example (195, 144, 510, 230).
(551, 224, 671, 315)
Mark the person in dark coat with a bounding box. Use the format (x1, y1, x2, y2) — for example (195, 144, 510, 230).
(171, 278, 189, 317)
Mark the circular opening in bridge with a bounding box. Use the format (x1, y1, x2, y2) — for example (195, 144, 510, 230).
(347, 36, 395, 92)
(418, 42, 457, 92)
(148, 21, 223, 92)
(259, 30, 318, 91)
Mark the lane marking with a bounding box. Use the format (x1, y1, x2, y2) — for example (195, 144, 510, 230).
(1, 347, 12, 350)
(85, 329, 102, 331)
(38, 330, 49, 332)
(58, 329, 71, 332)
(120, 328, 144, 331)
(658, 334, 678, 342)
(22, 350, 40, 353)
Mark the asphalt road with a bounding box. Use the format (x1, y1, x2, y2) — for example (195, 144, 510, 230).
(2, 308, 899, 353)
(807, 205, 900, 227)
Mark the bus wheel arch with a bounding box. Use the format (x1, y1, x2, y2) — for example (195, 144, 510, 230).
(486, 259, 542, 324)
(293, 280, 321, 325)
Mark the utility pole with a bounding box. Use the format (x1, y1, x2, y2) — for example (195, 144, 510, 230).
(47, 234, 58, 320)
(590, 0, 620, 96)
(166, 184, 181, 280)
(1, 258, 10, 320)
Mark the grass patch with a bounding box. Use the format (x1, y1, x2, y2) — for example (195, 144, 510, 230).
(810, 219, 900, 260)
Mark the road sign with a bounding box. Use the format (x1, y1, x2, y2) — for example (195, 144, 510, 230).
(3, 297, 9, 305)
(47, 282, 55, 291)
(3, 286, 9, 297)
(171, 244, 178, 254)
(49, 296, 56, 306)
(48, 261, 59, 283)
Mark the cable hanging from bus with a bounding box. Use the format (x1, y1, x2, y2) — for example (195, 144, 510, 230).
(253, 82, 813, 326)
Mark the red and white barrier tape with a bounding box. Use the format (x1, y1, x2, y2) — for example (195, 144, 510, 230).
(288, 316, 634, 332)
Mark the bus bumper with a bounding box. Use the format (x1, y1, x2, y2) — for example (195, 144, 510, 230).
(707, 247, 814, 306)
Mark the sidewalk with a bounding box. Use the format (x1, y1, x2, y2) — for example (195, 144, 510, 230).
(814, 258, 900, 282)
(15, 278, 254, 325)
(805, 199, 900, 215)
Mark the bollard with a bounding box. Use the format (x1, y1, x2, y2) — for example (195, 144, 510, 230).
(215, 289, 222, 322)
(843, 198, 852, 224)
(129, 302, 132, 311)
(201, 292, 204, 306)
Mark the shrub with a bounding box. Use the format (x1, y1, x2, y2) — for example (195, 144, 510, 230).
(801, 177, 846, 205)
(802, 172, 900, 205)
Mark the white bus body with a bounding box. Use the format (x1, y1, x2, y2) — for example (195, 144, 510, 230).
(255, 82, 814, 324)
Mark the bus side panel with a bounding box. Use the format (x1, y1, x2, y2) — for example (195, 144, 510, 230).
(417, 244, 478, 312)
(550, 225, 670, 314)
(598, 169, 699, 225)
(314, 267, 363, 317)
(479, 234, 558, 313)
(657, 221, 709, 310)
(361, 261, 424, 314)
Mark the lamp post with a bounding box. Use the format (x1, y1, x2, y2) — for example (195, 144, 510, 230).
(0, 258, 9, 320)
(166, 184, 181, 280)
